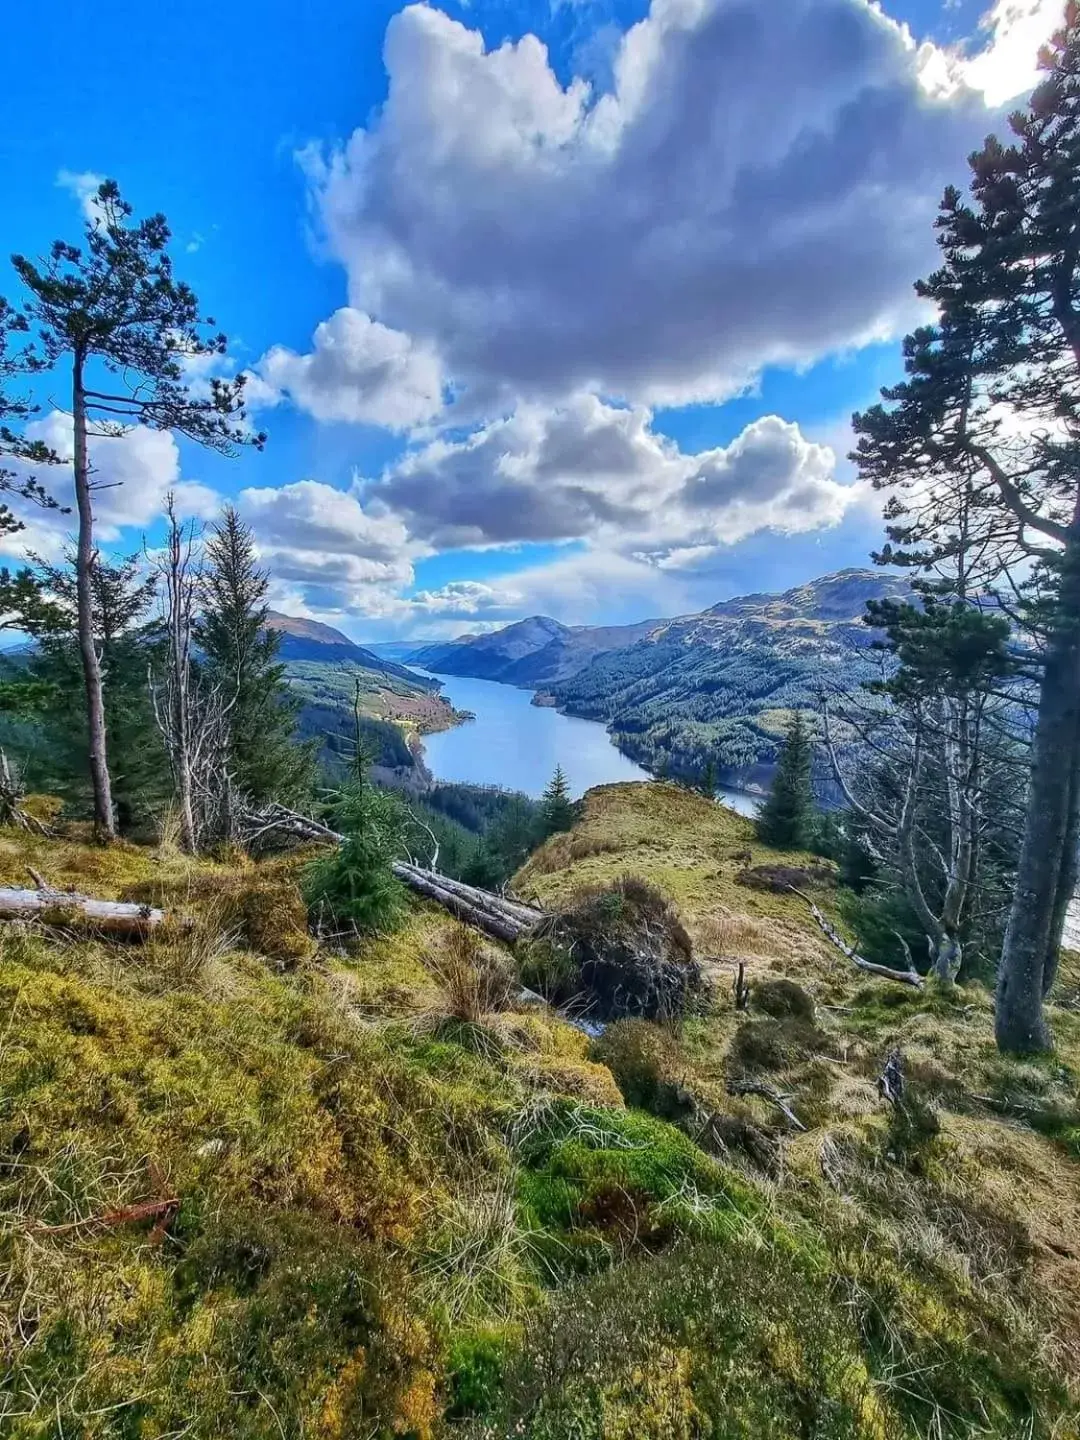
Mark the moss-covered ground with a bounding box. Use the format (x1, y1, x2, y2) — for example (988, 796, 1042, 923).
(1, 782, 1079, 1436)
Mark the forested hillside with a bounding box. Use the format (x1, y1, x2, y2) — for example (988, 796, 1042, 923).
(550, 569, 911, 784)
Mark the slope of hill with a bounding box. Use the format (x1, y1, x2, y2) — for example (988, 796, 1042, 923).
(266, 610, 426, 685)
(265, 612, 462, 775)
(549, 568, 912, 784)
(3, 783, 1078, 1435)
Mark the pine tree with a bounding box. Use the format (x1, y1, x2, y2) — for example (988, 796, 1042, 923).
(851, 9, 1080, 1049)
(196, 507, 314, 812)
(23, 554, 170, 829)
(698, 757, 717, 798)
(539, 765, 577, 838)
(0, 299, 66, 540)
(8, 181, 260, 840)
(757, 713, 813, 850)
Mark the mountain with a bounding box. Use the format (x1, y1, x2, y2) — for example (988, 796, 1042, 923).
(412, 569, 910, 787)
(412, 615, 572, 680)
(265, 611, 423, 685)
(412, 614, 661, 686)
(550, 569, 911, 785)
(263, 612, 460, 777)
(363, 640, 428, 663)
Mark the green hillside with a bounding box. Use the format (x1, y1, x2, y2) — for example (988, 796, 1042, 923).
(2, 782, 1078, 1436)
(263, 613, 463, 776)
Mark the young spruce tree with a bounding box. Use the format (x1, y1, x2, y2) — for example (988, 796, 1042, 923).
(757, 712, 814, 850)
(539, 764, 577, 838)
(196, 507, 314, 813)
(8, 181, 260, 840)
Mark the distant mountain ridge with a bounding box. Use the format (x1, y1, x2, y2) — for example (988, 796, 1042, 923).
(412, 614, 662, 686)
(265, 611, 427, 687)
(409, 569, 910, 786)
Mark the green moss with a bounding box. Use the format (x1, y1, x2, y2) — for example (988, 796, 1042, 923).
(515, 1101, 763, 1255)
(3, 798, 1079, 1437)
(447, 1327, 510, 1418)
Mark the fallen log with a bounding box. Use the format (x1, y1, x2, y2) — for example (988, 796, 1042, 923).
(393, 863, 544, 929)
(0, 885, 164, 939)
(240, 803, 345, 849)
(235, 800, 545, 944)
(788, 888, 923, 989)
(391, 867, 529, 945)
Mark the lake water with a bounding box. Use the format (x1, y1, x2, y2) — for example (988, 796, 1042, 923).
(413, 668, 759, 816)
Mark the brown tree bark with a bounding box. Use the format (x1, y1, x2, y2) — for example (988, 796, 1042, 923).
(1041, 730, 1080, 999)
(996, 537, 1080, 1052)
(72, 353, 116, 843)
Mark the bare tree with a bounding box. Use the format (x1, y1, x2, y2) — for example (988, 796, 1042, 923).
(824, 689, 982, 986)
(148, 498, 240, 852)
(148, 498, 200, 852)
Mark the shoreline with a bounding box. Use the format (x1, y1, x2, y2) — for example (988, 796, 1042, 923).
(418, 668, 766, 808)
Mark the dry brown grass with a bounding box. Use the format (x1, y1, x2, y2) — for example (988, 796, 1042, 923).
(695, 909, 778, 959)
(142, 896, 242, 991)
(422, 923, 518, 1024)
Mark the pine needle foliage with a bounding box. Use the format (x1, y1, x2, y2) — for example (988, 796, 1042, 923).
(302, 779, 409, 933)
(756, 711, 814, 849)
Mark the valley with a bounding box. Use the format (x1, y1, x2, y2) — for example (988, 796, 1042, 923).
(410, 569, 910, 789)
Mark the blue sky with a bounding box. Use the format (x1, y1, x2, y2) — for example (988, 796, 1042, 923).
(0, 0, 1063, 638)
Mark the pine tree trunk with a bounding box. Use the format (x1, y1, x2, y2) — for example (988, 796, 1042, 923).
(996, 536, 1080, 1053)
(1042, 725, 1080, 998)
(72, 355, 116, 844)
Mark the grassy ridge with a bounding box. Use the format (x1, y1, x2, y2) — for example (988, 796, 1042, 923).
(1, 786, 1078, 1436)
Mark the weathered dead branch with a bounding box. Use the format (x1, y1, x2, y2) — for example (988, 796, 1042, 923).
(726, 1077, 808, 1132)
(788, 887, 923, 988)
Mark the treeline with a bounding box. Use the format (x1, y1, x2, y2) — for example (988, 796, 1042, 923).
(0, 507, 316, 843)
(553, 641, 884, 784)
(409, 767, 578, 889)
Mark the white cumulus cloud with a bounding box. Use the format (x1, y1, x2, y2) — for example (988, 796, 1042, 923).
(254, 308, 445, 430)
(236, 479, 422, 615)
(362, 395, 859, 561)
(304, 0, 1000, 412)
(0, 412, 219, 559)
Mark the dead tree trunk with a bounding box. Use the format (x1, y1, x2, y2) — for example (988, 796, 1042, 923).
(150, 498, 199, 852)
(72, 352, 115, 844)
(394, 863, 544, 929)
(0, 882, 163, 938)
(0, 750, 49, 834)
(789, 887, 923, 988)
(232, 801, 545, 944)
(389, 866, 532, 944)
